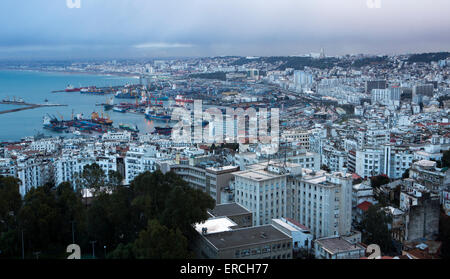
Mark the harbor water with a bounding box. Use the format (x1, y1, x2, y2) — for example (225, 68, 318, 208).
(0, 70, 156, 141)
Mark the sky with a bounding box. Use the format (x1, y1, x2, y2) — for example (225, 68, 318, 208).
(0, 0, 449, 59)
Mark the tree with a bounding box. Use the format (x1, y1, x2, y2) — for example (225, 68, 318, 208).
(77, 163, 106, 196)
(107, 243, 136, 259)
(442, 150, 450, 168)
(133, 219, 190, 259)
(439, 212, 450, 259)
(370, 175, 390, 188)
(55, 182, 86, 246)
(0, 176, 22, 231)
(360, 204, 394, 254)
(18, 183, 65, 257)
(402, 169, 410, 179)
(320, 164, 331, 172)
(108, 171, 123, 188)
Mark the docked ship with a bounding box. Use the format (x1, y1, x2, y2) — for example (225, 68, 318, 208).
(119, 123, 139, 133)
(43, 115, 68, 132)
(153, 126, 172, 136)
(103, 97, 114, 111)
(113, 106, 127, 113)
(91, 112, 113, 126)
(115, 89, 137, 99)
(65, 85, 83, 92)
(144, 107, 172, 121)
(80, 87, 105, 95)
(175, 95, 194, 104)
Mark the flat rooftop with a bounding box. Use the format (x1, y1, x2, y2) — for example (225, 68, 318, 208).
(315, 237, 364, 254)
(204, 225, 291, 250)
(234, 168, 285, 181)
(209, 203, 251, 217)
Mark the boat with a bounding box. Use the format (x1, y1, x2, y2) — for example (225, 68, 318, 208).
(65, 85, 82, 92)
(119, 123, 139, 133)
(91, 112, 113, 126)
(153, 126, 172, 136)
(144, 107, 172, 121)
(115, 90, 136, 99)
(80, 87, 105, 95)
(113, 106, 127, 113)
(175, 94, 194, 104)
(43, 115, 68, 132)
(104, 97, 114, 111)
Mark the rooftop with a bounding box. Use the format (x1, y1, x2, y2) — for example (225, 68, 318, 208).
(315, 237, 365, 254)
(208, 203, 251, 217)
(204, 225, 291, 250)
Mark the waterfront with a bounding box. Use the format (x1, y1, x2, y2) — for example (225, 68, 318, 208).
(0, 70, 156, 141)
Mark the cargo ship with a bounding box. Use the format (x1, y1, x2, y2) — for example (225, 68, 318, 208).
(113, 106, 127, 113)
(80, 87, 105, 95)
(103, 97, 114, 111)
(175, 95, 194, 104)
(153, 126, 172, 136)
(119, 123, 139, 133)
(65, 85, 84, 92)
(115, 90, 137, 99)
(91, 112, 113, 126)
(43, 115, 68, 132)
(144, 107, 172, 121)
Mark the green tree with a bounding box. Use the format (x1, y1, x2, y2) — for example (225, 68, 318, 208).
(442, 150, 450, 168)
(55, 182, 86, 246)
(0, 176, 22, 231)
(370, 175, 390, 188)
(402, 169, 410, 179)
(18, 183, 65, 257)
(77, 163, 106, 196)
(133, 219, 190, 259)
(439, 212, 450, 259)
(108, 171, 123, 188)
(107, 243, 136, 259)
(360, 204, 393, 254)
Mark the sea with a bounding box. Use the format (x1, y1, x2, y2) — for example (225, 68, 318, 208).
(0, 70, 156, 142)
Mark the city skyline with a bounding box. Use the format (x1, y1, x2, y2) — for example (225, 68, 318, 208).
(0, 0, 449, 59)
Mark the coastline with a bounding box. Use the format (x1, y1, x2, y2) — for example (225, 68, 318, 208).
(0, 67, 141, 79)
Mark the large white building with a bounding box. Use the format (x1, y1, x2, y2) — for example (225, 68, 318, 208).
(233, 162, 302, 226)
(371, 87, 401, 106)
(124, 145, 158, 184)
(290, 170, 353, 238)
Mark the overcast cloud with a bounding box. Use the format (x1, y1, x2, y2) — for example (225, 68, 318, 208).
(0, 0, 448, 59)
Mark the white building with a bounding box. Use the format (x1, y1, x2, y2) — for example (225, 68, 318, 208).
(233, 162, 302, 226)
(124, 145, 158, 184)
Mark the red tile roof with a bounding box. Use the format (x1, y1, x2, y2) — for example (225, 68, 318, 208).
(357, 201, 373, 212)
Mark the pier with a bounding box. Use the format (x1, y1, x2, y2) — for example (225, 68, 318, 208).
(0, 102, 68, 115)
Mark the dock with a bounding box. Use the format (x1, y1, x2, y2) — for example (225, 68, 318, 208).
(0, 102, 68, 115)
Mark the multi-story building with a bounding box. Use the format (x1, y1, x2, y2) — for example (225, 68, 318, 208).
(290, 170, 353, 238)
(16, 156, 53, 196)
(409, 160, 450, 196)
(233, 162, 302, 226)
(400, 182, 440, 241)
(124, 145, 158, 184)
(383, 144, 414, 179)
(321, 145, 347, 172)
(171, 164, 239, 204)
(194, 217, 293, 259)
(355, 147, 384, 178)
(365, 80, 387, 94)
